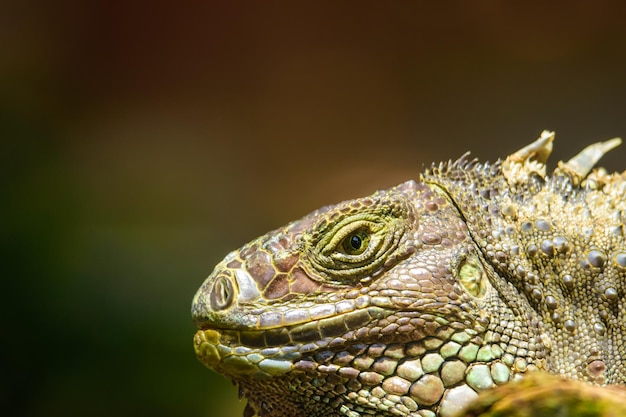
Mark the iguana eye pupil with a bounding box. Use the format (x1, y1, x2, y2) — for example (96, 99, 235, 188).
(350, 235, 362, 249)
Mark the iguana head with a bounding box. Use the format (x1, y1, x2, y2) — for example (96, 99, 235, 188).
(192, 177, 536, 416)
(192, 131, 626, 416)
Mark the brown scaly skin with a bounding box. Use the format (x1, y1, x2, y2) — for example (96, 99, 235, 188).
(192, 131, 626, 417)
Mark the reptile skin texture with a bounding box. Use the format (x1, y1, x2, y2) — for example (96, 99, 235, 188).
(192, 131, 626, 417)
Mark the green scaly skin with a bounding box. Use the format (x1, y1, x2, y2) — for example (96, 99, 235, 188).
(192, 131, 626, 417)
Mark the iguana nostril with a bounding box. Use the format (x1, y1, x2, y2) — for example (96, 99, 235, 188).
(210, 274, 236, 310)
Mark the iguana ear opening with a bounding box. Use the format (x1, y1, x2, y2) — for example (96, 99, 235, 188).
(451, 253, 489, 299)
(458, 256, 488, 298)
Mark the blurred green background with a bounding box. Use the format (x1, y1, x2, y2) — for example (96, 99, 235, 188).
(3, 2, 626, 416)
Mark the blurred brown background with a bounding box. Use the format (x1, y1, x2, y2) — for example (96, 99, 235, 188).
(3, 2, 626, 416)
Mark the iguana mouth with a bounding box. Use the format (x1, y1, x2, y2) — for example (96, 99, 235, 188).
(197, 306, 386, 345)
(193, 307, 389, 378)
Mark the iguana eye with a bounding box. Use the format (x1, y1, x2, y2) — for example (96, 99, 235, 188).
(303, 199, 413, 283)
(340, 229, 371, 255)
(326, 220, 381, 263)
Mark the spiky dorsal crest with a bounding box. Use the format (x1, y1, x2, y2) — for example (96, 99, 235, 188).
(424, 130, 622, 198)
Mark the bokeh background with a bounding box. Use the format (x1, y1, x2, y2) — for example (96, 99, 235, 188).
(3, 2, 626, 416)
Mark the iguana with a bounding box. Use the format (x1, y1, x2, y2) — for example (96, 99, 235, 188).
(192, 131, 626, 417)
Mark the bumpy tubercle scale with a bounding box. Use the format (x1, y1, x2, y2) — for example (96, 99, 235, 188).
(192, 131, 626, 417)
